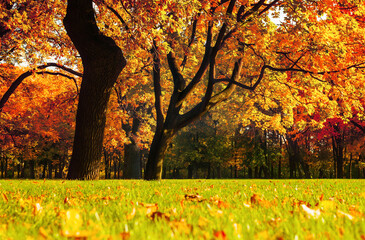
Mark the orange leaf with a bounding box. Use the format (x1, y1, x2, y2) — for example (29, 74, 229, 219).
(214, 230, 227, 240)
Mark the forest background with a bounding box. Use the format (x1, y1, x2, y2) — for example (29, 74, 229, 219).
(1, 0, 365, 180)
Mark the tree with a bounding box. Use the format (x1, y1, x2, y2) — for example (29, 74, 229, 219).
(143, 0, 365, 180)
(0, 65, 77, 179)
(64, 0, 126, 179)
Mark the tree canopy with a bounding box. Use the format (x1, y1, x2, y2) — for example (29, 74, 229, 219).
(0, 0, 364, 179)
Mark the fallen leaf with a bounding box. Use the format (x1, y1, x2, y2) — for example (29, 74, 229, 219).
(150, 211, 170, 221)
(214, 230, 227, 240)
(300, 204, 321, 219)
(337, 210, 354, 221)
(185, 194, 204, 202)
(140, 203, 158, 216)
(32, 203, 43, 216)
(120, 232, 130, 239)
(126, 207, 136, 220)
(2, 193, 8, 202)
(39, 227, 48, 239)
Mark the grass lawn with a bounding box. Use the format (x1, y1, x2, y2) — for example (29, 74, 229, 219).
(0, 179, 364, 239)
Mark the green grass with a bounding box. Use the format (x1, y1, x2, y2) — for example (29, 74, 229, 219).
(0, 179, 364, 239)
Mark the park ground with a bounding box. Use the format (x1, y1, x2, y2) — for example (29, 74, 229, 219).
(0, 179, 364, 239)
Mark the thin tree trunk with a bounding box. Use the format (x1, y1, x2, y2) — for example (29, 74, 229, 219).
(42, 161, 47, 179)
(48, 161, 53, 179)
(64, 0, 126, 179)
(1, 159, 4, 178)
(4, 158, 7, 178)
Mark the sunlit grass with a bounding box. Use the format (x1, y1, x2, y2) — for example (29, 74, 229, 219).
(0, 179, 364, 239)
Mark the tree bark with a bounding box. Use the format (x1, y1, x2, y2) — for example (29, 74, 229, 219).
(64, 0, 126, 179)
(121, 107, 142, 179)
(144, 129, 175, 180)
(123, 144, 141, 179)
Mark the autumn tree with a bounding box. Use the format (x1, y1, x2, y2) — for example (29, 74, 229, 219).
(140, 0, 365, 179)
(0, 65, 77, 179)
(63, 0, 126, 179)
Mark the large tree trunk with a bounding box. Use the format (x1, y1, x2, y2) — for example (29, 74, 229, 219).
(144, 129, 175, 180)
(64, 0, 126, 179)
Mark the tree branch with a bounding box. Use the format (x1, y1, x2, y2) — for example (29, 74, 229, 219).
(177, 59, 243, 129)
(216, 61, 365, 91)
(150, 41, 164, 129)
(36, 71, 79, 94)
(350, 119, 365, 134)
(258, 0, 281, 16)
(167, 51, 186, 95)
(178, 0, 237, 105)
(177, 21, 213, 106)
(102, 0, 130, 31)
(181, 17, 199, 69)
(238, 0, 266, 22)
(0, 63, 82, 112)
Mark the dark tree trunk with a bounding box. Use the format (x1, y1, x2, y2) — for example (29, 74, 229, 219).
(348, 153, 352, 179)
(258, 167, 263, 178)
(42, 161, 47, 179)
(64, 0, 126, 179)
(254, 166, 258, 178)
(48, 161, 53, 179)
(173, 168, 181, 178)
(278, 158, 281, 179)
(123, 144, 141, 179)
(332, 135, 344, 179)
(4, 158, 7, 178)
(1, 159, 4, 178)
(248, 167, 253, 178)
(121, 109, 142, 179)
(162, 166, 167, 179)
(145, 128, 175, 180)
(144, 33, 242, 180)
(358, 155, 362, 179)
(17, 163, 21, 178)
(188, 164, 193, 179)
(216, 166, 221, 179)
(287, 136, 310, 178)
(114, 158, 118, 179)
(207, 163, 211, 179)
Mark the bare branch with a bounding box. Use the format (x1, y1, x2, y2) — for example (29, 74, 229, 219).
(102, 0, 130, 31)
(216, 61, 365, 91)
(150, 41, 164, 129)
(258, 0, 281, 16)
(42, 62, 83, 77)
